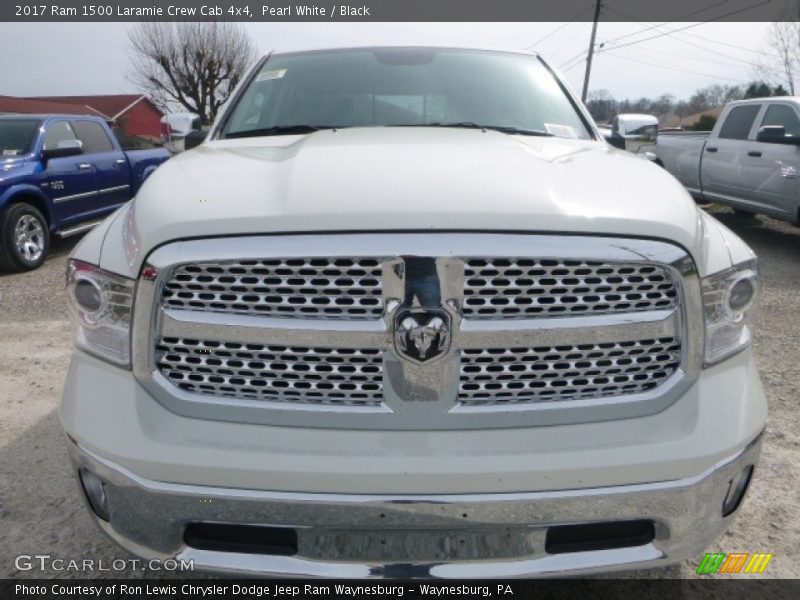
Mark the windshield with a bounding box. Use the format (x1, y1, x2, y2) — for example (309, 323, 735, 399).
(222, 48, 592, 140)
(0, 119, 41, 157)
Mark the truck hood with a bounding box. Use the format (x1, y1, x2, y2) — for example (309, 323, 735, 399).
(122, 127, 702, 271)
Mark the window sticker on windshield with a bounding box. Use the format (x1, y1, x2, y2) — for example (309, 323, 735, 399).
(544, 124, 577, 138)
(257, 68, 287, 82)
(3, 149, 19, 156)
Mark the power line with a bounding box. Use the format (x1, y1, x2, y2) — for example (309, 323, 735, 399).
(602, 10, 785, 65)
(671, 29, 786, 63)
(524, 21, 575, 49)
(662, 31, 786, 77)
(551, 22, 591, 57)
(599, 0, 729, 45)
(630, 43, 757, 71)
(562, 2, 775, 81)
(562, 57, 588, 73)
(559, 50, 588, 71)
(601, 3, 784, 63)
(601, 50, 741, 81)
(501, 23, 543, 49)
(601, 22, 722, 52)
(599, 18, 786, 78)
(599, 0, 772, 53)
(521, 6, 594, 50)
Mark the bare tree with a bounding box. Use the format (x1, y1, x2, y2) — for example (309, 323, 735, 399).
(766, 21, 798, 95)
(754, 1, 800, 95)
(128, 22, 257, 125)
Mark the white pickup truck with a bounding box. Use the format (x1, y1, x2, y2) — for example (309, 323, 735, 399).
(657, 97, 800, 223)
(60, 46, 766, 578)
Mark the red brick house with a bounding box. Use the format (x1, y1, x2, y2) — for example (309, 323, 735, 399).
(1, 94, 163, 141)
(0, 95, 102, 117)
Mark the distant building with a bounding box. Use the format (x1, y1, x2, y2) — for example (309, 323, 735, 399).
(0, 95, 101, 116)
(0, 94, 164, 141)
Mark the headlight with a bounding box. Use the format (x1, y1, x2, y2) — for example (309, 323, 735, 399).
(66, 260, 135, 367)
(702, 259, 760, 366)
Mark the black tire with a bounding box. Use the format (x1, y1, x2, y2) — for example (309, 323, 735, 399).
(733, 209, 758, 219)
(0, 203, 50, 272)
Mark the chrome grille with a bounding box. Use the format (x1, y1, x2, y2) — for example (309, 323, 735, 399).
(462, 259, 678, 319)
(155, 337, 384, 406)
(458, 337, 681, 405)
(139, 234, 699, 429)
(161, 258, 384, 320)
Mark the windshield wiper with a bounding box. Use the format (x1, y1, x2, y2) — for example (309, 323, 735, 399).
(485, 125, 555, 137)
(225, 125, 337, 139)
(391, 122, 555, 137)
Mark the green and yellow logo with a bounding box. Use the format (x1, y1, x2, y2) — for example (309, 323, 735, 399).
(696, 552, 773, 574)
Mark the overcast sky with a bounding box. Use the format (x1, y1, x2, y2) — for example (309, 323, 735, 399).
(0, 22, 775, 101)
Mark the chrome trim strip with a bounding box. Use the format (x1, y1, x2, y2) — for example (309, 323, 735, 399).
(57, 219, 106, 237)
(99, 184, 130, 193)
(457, 309, 679, 348)
(132, 234, 703, 430)
(52, 184, 131, 204)
(52, 189, 97, 204)
(160, 309, 389, 348)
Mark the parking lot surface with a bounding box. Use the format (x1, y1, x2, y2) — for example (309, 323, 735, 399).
(1, 207, 798, 578)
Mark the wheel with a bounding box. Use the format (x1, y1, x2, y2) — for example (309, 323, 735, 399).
(733, 209, 758, 219)
(0, 203, 50, 272)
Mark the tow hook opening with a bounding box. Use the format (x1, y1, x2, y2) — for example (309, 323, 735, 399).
(545, 519, 656, 554)
(184, 523, 298, 556)
(722, 465, 754, 517)
(78, 469, 110, 522)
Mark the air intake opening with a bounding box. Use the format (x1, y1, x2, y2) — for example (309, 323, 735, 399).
(545, 519, 656, 554)
(184, 523, 298, 556)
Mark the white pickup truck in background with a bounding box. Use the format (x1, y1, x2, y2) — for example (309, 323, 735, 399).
(656, 97, 800, 224)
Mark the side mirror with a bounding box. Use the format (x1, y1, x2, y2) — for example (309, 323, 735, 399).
(605, 134, 627, 150)
(184, 130, 207, 151)
(42, 139, 83, 161)
(756, 125, 800, 145)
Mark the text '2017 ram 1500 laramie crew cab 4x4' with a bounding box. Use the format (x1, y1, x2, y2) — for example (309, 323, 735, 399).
(60, 47, 766, 578)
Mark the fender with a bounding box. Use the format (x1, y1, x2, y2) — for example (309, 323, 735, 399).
(141, 164, 159, 185)
(142, 164, 159, 181)
(0, 183, 54, 230)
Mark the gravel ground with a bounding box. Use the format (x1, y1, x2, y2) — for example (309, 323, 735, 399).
(0, 207, 797, 579)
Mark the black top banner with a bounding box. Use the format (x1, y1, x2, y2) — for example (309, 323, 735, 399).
(1, 0, 796, 22)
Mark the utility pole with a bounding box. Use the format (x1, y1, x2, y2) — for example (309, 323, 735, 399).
(581, 0, 602, 103)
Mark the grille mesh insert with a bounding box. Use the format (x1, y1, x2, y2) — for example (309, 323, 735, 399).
(156, 337, 383, 406)
(462, 259, 678, 319)
(161, 258, 384, 320)
(458, 337, 681, 405)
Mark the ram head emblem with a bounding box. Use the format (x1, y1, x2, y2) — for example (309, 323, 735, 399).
(393, 309, 451, 363)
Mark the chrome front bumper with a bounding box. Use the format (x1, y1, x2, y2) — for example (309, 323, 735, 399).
(67, 431, 763, 578)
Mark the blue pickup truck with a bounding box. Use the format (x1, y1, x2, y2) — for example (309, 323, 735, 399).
(0, 114, 170, 271)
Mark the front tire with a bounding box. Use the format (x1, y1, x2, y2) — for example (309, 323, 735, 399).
(0, 203, 50, 272)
